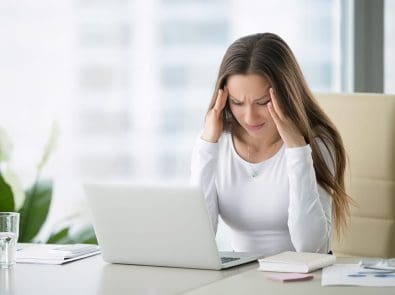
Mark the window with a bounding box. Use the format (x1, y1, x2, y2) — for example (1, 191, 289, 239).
(385, 0, 395, 93)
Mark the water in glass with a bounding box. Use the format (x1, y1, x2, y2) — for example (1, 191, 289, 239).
(0, 232, 17, 268)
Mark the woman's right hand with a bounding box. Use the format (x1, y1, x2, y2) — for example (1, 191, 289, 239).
(201, 87, 229, 143)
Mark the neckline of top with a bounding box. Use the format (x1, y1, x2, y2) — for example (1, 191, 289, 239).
(229, 133, 285, 166)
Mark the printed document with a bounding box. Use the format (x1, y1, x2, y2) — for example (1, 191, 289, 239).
(322, 264, 395, 287)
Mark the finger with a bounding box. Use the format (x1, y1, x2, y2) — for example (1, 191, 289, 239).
(269, 88, 285, 121)
(268, 101, 281, 126)
(213, 89, 223, 111)
(218, 86, 228, 110)
(213, 87, 227, 112)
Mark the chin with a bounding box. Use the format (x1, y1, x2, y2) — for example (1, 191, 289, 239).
(245, 129, 265, 138)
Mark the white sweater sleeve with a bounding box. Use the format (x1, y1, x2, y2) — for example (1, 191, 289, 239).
(285, 140, 333, 253)
(190, 136, 219, 234)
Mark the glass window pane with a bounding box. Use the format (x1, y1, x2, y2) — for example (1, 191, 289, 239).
(385, 0, 395, 93)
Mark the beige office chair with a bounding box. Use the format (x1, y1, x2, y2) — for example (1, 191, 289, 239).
(315, 93, 395, 258)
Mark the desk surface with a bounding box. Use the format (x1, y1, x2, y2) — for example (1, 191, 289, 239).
(1, 255, 394, 295)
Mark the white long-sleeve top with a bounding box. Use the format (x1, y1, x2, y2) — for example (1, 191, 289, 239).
(190, 132, 333, 256)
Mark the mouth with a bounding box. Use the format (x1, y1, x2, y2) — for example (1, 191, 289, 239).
(245, 123, 265, 132)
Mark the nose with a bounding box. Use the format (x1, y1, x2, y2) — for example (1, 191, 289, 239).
(245, 105, 260, 125)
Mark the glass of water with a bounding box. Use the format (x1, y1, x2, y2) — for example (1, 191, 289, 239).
(0, 212, 19, 269)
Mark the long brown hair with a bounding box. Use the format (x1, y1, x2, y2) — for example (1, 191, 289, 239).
(208, 32, 353, 237)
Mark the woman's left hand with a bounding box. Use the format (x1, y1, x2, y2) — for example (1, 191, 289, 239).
(267, 88, 306, 148)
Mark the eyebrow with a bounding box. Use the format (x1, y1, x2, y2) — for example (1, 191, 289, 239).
(228, 94, 270, 102)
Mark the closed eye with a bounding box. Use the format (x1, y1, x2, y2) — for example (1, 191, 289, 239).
(230, 99, 243, 105)
(257, 100, 271, 106)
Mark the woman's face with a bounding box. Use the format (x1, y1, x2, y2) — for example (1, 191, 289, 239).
(227, 73, 278, 141)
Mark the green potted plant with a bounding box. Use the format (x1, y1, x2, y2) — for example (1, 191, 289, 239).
(0, 123, 97, 244)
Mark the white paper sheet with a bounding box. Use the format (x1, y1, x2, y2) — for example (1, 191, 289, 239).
(322, 264, 395, 287)
(16, 243, 100, 265)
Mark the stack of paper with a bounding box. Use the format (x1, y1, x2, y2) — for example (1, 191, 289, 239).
(322, 264, 395, 287)
(16, 243, 100, 265)
(359, 258, 395, 271)
(258, 251, 336, 273)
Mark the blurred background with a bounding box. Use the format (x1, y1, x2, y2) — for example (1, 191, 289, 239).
(0, 0, 394, 247)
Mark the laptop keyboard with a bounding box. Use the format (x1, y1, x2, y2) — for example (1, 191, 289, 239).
(221, 257, 241, 264)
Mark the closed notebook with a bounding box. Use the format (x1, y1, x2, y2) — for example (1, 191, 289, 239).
(16, 243, 100, 265)
(258, 251, 336, 273)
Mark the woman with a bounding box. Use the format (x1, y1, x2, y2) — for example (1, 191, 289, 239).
(190, 33, 352, 256)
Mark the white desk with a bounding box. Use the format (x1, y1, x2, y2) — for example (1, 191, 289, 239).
(185, 257, 395, 295)
(1, 255, 394, 295)
(0, 254, 255, 295)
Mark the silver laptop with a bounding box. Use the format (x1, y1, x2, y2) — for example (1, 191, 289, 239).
(84, 183, 263, 270)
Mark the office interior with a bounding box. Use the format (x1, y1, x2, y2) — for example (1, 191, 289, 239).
(0, 0, 394, 272)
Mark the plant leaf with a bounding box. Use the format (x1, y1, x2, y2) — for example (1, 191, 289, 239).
(18, 180, 52, 242)
(0, 172, 14, 211)
(46, 227, 70, 244)
(2, 167, 25, 211)
(70, 224, 98, 244)
(46, 223, 97, 245)
(0, 126, 13, 162)
(37, 121, 60, 172)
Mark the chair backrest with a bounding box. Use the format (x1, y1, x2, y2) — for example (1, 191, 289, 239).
(315, 93, 395, 258)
